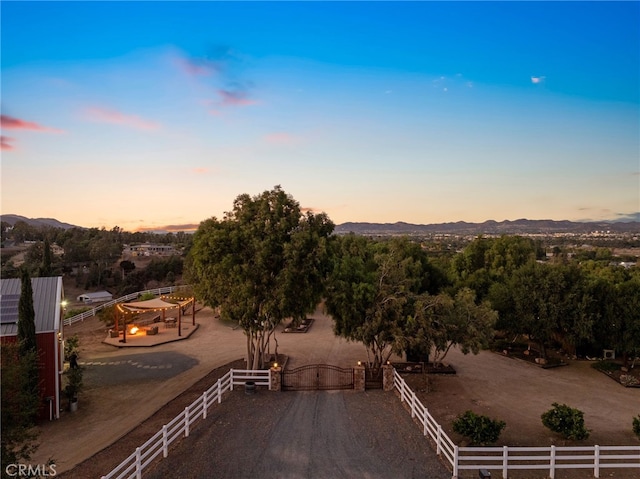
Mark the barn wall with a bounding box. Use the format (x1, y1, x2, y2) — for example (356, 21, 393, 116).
(1, 333, 60, 421)
(36, 332, 60, 421)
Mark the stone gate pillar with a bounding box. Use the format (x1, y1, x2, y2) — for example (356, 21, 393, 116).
(270, 366, 282, 391)
(382, 364, 395, 392)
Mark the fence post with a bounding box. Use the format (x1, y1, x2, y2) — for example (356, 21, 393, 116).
(452, 445, 459, 478)
(184, 407, 190, 437)
(135, 447, 142, 479)
(203, 390, 208, 419)
(218, 378, 222, 403)
(423, 406, 428, 436)
(436, 424, 442, 455)
(594, 445, 600, 478)
(502, 445, 508, 479)
(411, 391, 416, 418)
(162, 425, 168, 458)
(549, 445, 556, 479)
(230, 369, 234, 391)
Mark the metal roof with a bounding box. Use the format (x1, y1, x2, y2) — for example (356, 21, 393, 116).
(0, 276, 63, 336)
(77, 291, 112, 300)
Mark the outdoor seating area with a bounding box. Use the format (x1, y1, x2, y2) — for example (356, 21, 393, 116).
(102, 295, 198, 347)
(103, 322, 199, 347)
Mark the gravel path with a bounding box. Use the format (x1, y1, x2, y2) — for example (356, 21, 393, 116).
(145, 390, 451, 479)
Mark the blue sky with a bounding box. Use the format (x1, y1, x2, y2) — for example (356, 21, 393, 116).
(1, 1, 638, 231)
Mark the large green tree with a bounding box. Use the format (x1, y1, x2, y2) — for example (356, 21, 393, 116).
(325, 236, 432, 367)
(495, 262, 592, 358)
(186, 186, 334, 369)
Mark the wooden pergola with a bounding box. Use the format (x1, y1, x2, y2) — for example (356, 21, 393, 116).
(114, 296, 196, 343)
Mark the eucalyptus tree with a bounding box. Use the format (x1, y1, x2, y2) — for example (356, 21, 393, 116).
(325, 236, 431, 368)
(451, 235, 538, 300)
(186, 186, 334, 369)
(411, 288, 497, 367)
(608, 275, 640, 367)
(496, 262, 593, 358)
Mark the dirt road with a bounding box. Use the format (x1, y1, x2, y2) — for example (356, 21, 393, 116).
(145, 390, 451, 479)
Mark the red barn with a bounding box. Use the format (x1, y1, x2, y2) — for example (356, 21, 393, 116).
(1, 276, 65, 421)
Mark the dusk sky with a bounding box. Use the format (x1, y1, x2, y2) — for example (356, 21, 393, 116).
(2, 1, 639, 232)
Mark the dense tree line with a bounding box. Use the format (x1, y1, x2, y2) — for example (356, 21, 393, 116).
(455, 237, 640, 365)
(187, 188, 640, 369)
(1, 223, 190, 294)
(3, 199, 638, 367)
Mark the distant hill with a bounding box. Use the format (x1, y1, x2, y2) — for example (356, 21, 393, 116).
(335, 219, 640, 235)
(1, 214, 79, 230)
(3, 214, 639, 235)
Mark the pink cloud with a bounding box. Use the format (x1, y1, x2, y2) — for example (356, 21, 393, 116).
(1, 114, 64, 133)
(192, 167, 210, 174)
(217, 89, 257, 107)
(85, 107, 160, 131)
(175, 56, 219, 77)
(1, 136, 15, 150)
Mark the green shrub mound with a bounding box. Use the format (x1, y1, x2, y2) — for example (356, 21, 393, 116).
(452, 410, 506, 445)
(541, 403, 590, 440)
(633, 415, 640, 439)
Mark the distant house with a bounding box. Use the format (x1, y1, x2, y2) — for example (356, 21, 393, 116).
(77, 291, 113, 304)
(0, 276, 65, 421)
(126, 243, 175, 256)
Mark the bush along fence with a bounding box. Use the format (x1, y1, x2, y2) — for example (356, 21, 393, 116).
(392, 368, 640, 479)
(63, 286, 190, 327)
(100, 368, 270, 479)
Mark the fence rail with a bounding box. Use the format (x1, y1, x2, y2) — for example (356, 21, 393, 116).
(391, 369, 640, 478)
(64, 286, 190, 327)
(100, 368, 269, 479)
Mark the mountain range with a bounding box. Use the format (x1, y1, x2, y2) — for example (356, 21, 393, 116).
(1, 214, 78, 230)
(2, 214, 639, 235)
(335, 219, 640, 235)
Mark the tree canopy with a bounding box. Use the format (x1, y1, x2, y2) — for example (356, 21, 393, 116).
(324, 235, 489, 368)
(186, 186, 334, 369)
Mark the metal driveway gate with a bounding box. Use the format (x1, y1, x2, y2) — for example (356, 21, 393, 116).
(282, 364, 354, 391)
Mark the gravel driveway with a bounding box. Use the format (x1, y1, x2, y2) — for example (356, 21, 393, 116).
(145, 389, 451, 479)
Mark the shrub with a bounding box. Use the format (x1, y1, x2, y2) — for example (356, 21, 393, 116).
(138, 292, 156, 301)
(592, 360, 619, 373)
(633, 415, 640, 439)
(541, 403, 590, 440)
(64, 307, 91, 320)
(64, 334, 80, 361)
(452, 410, 506, 445)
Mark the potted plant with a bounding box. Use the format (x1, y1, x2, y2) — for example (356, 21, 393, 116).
(64, 365, 83, 412)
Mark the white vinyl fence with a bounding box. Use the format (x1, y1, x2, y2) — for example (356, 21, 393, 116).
(64, 286, 190, 327)
(100, 368, 270, 479)
(392, 369, 640, 479)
